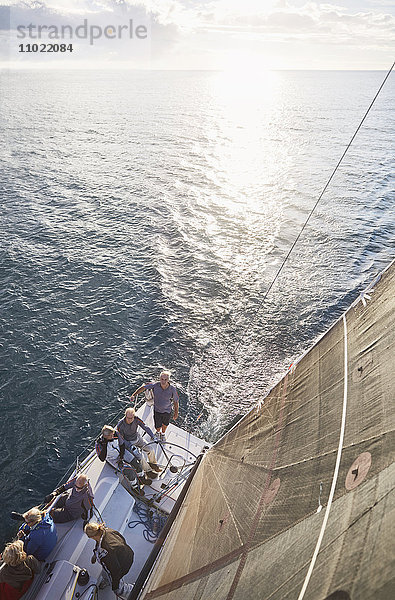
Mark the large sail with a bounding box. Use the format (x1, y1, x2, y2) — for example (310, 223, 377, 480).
(139, 263, 394, 600)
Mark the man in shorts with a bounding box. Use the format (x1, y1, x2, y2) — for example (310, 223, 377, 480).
(131, 371, 179, 441)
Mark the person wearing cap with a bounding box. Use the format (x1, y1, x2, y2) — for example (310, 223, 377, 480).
(16, 508, 57, 561)
(131, 370, 179, 441)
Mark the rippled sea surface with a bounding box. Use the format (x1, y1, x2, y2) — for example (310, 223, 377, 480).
(0, 69, 393, 545)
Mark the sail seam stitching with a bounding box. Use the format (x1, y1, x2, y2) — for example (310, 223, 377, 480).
(261, 487, 394, 600)
(274, 430, 393, 471)
(208, 456, 244, 545)
(297, 313, 349, 600)
(144, 481, 393, 599)
(225, 375, 289, 600)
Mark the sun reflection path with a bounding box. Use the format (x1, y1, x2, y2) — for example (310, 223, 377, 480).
(198, 69, 289, 279)
(206, 68, 286, 205)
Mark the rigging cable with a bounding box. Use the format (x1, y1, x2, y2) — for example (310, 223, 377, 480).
(189, 61, 394, 431)
(216, 61, 395, 380)
(219, 62, 394, 600)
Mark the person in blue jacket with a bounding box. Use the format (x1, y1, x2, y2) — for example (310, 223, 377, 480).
(17, 508, 57, 561)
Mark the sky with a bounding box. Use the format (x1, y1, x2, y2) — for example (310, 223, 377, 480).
(0, 0, 394, 69)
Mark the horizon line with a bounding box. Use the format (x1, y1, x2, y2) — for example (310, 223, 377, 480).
(0, 66, 391, 72)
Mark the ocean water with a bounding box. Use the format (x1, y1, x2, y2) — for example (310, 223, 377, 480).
(0, 69, 393, 547)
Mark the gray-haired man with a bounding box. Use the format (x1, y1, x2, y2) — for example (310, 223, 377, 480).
(131, 371, 179, 441)
(116, 408, 160, 473)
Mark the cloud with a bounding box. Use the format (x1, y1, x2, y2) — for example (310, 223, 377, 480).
(0, 1, 153, 66)
(1, 1, 394, 68)
(3, 1, 394, 42)
(190, 1, 395, 45)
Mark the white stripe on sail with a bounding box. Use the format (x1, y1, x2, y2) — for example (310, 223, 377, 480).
(297, 313, 349, 600)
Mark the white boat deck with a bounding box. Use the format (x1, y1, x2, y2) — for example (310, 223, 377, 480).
(21, 403, 209, 600)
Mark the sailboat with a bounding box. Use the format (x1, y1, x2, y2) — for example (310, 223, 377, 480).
(6, 399, 210, 600)
(2, 65, 394, 600)
(2, 260, 393, 600)
(135, 261, 394, 600)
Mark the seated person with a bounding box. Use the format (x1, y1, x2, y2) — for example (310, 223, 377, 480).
(96, 425, 154, 487)
(0, 539, 41, 600)
(16, 508, 57, 561)
(117, 408, 161, 473)
(46, 474, 94, 524)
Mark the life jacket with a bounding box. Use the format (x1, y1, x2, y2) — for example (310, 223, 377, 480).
(95, 437, 108, 462)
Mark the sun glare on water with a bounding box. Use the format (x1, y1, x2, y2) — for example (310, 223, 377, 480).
(207, 57, 282, 208)
(198, 57, 285, 270)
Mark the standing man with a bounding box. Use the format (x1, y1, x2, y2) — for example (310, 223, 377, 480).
(95, 425, 154, 485)
(131, 371, 179, 441)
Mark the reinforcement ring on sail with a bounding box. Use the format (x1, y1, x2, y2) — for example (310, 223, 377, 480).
(345, 452, 371, 491)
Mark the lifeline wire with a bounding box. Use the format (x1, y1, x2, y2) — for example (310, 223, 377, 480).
(217, 61, 395, 380)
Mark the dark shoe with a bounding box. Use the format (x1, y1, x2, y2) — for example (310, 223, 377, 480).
(147, 471, 158, 479)
(10, 512, 25, 521)
(148, 463, 161, 472)
(140, 476, 152, 486)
